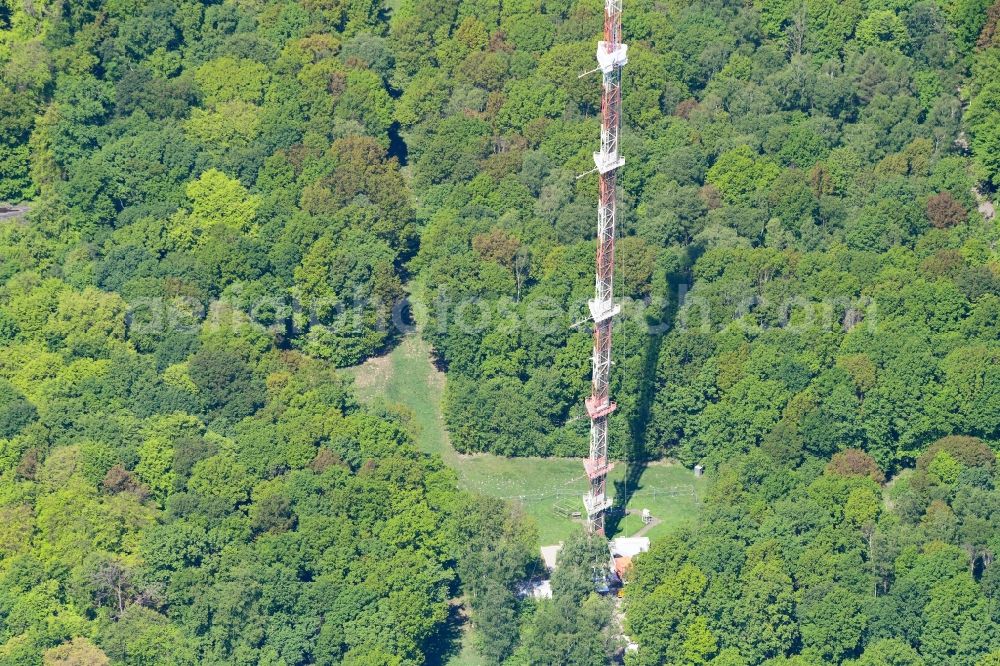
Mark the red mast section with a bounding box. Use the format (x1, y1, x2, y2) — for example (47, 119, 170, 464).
(583, 0, 627, 535)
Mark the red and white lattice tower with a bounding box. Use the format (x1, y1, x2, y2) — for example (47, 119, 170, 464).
(583, 0, 628, 535)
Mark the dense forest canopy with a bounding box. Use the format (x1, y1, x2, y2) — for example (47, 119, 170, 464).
(0, 1, 556, 663)
(0, 0, 999, 664)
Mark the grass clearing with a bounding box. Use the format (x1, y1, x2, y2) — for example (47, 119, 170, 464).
(455, 455, 703, 544)
(444, 633, 485, 666)
(346, 329, 705, 545)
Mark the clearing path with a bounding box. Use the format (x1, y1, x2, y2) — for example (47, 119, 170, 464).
(346, 295, 705, 545)
(623, 511, 662, 539)
(0, 204, 30, 221)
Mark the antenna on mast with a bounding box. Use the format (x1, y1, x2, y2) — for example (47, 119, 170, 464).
(581, 0, 628, 536)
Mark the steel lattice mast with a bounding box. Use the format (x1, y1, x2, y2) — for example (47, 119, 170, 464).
(583, 0, 628, 535)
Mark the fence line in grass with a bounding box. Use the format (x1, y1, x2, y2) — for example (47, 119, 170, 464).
(499, 484, 696, 504)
